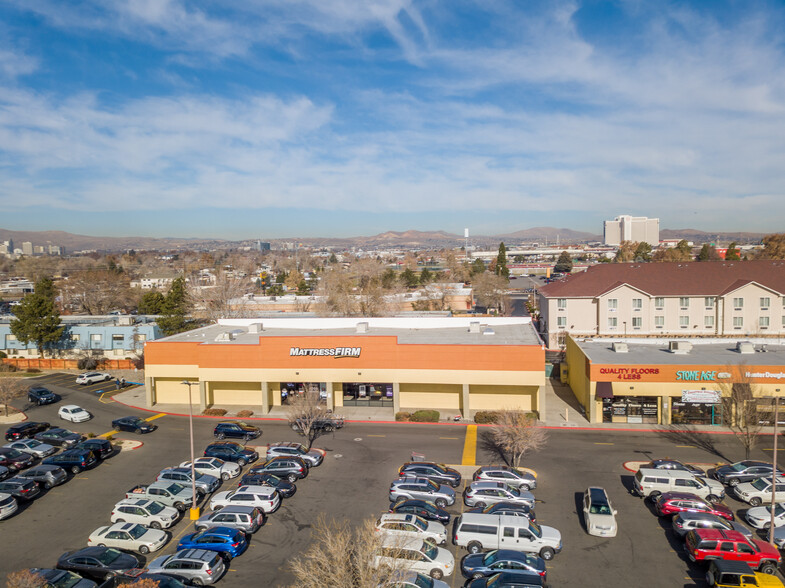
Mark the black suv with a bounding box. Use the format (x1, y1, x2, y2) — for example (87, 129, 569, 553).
(5, 421, 50, 441)
(34, 428, 83, 448)
(0, 477, 41, 501)
(238, 473, 296, 498)
(203, 442, 259, 466)
(709, 461, 784, 487)
(75, 439, 115, 460)
(398, 462, 462, 488)
(43, 449, 97, 474)
(28, 387, 59, 405)
(250, 456, 308, 483)
(214, 421, 262, 441)
(112, 416, 156, 434)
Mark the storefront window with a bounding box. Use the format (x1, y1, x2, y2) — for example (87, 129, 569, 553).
(281, 382, 326, 405)
(601, 396, 658, 424)
(671, 401, 723, 425)
(342, 383, 394, 407)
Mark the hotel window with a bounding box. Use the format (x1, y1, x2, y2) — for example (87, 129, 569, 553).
(654, 297, 664, 308)
(654, 316, 664, 328)
(608, 299, 618, 311)
(733, 297, 744, 309)
(705, 315, 714, 328)
(760, 297, 771, 309)
(679, 297, 689, 309)
(679, 316, 689, 328)
(70, 333, 80, 342)
(557, 298, 566, 309)
(608, 317, 617, 328)
(760, 316, 770, 329)
(733, 317, 744, 329)
(632, 317, 642, 328)
(557, 317, 567, 328)
(705, 297, 715, 308)
(632, 298, 642, 310)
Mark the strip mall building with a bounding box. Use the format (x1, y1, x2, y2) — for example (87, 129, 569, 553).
(143, 317, 545, 417)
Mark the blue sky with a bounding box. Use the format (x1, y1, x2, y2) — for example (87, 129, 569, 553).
(1, 0, 784, 239)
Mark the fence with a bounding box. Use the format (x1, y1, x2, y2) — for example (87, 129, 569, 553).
(1, 358, 139, 370)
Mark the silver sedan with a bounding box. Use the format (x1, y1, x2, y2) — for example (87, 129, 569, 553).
(88, 522, 168, 554)
(3, 439, 57, 458)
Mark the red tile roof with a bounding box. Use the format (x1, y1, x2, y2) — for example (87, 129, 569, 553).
(538, 260, 785, 298)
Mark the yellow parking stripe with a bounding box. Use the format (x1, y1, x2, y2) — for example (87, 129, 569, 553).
(462, 426, 477, 466)
(594, 442, 614, 445)
(145, 413, 167, 422)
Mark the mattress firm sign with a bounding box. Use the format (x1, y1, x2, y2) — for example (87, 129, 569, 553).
(290, 346, 361, 358)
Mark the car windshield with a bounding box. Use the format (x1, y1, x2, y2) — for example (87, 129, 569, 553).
(27, 440, 43, 448)
(52, 572, 87, 588)
(412, 574, 433, 588)
(147, 502, 164, 514)
(421, 541, 437, 561)
(730, 462, 752, 472)
(590, 503, 612, 515)
(5, 449, 23, 458)
(427, 480, 440, 491)
(506, 485, 520, 496)
(96, 548, 122, 564)
(129, 417, 143, 424)
(695, 478, 709, 488)
(293, 444, 307, 453)
(483, 551, 499, 565)
(166, 483, 186, 493)
(774, 504, 785, 517)
(128, 525, 147, 539)
(413, 516, 427, 531)
(528, 521, 542, 538)
(752, 478, 770, 491)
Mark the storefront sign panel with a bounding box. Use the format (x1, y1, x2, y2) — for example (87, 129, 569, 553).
(681, 390, 721, 404)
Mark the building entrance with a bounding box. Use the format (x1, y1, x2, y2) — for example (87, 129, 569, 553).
(342, 382, 394, 407)
(281, 382, 326, 405)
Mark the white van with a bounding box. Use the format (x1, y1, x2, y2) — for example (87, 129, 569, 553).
(452, 513, 562, 560)
(633, 468, 725, 503)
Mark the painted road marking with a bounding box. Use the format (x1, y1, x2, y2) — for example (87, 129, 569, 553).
(676, 445, 695, 448)
(440, 437, 459, 440)
(462, 425, 477, 466)
(99, 392, 113, 404)
(594, 442, 614, 445)
(145, 413, 167, 422)
(367, 434, 386, 437)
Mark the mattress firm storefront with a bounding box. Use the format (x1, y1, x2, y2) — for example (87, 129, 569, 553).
(565, 336, 785, 426)
(144, 317, 546, 417)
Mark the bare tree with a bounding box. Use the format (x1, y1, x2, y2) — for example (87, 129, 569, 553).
(472, 272, 509, 315)
(65, 269, 133, 314)
(489, 409, 548, 468)
(314, 266, 356, 316)
(0, 378, 24, 417)
(286, 389, 332, 450)
(288, 516, 411, 588)
(6, 569, 44, 588)
(189, 271, 252, 321)
(719, 364, 765, 459)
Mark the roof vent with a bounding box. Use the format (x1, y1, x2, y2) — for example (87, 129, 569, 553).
(668, 341, 692, 354)
(482, 327, 495, 336)
(612, 342, 628, 353)
(215, 331, 234, 342)
(356, 322, 369, 333)
(469, 321, 481, 333)
(248, 322, 263, 333)
(736, 341, 755, 354)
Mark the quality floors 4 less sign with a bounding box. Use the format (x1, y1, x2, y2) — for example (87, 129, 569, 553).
(289, 346, 361, 358)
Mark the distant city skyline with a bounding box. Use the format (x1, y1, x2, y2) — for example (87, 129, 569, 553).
(1, 1, 784, 238)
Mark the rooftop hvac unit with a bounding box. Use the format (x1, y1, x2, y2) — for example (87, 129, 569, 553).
(248, 322, 263, 333)
(611, 342, 628, 353)
(736, 341, 755, 354)
(469, 321, 481, 333)
(356, 322, 369, 333)
(215, 331, 234, 341)
(668, 341, 693, 354)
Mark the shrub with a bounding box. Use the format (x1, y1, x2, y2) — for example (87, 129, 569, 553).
(26, 368, 40, 374)
(105, 434, 114, 441)
(236, 410, 254, 418)
(395, 411, 412, 422)
(474, 411, 500, 424)
(0, 351, 6, 358)
(0, 362, 18, 372)
(409, 410, 440, 423)
(202, 408, 228, 416)
(87, 432, 96, 438)
(77, 357, 98, 370)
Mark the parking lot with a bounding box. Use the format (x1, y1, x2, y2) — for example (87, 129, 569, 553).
(1, 372, 783, 587)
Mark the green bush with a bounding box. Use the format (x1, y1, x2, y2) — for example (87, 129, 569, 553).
(474, 411, 500, 424)
(87, 432, 96, 438)
(0, 351, 6, 358)
(203, 408, 228, 416)
(26, 368, 41, 374)
(409, 410, 440, 423)
(395, 412, 412, 422)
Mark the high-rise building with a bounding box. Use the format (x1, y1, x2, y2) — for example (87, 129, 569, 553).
(603, 215, 659, 246)
(256, 240, 271, 251)
(21, 241, 33, 256)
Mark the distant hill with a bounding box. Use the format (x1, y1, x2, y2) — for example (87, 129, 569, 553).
(660, 229, 767, 244)
(0, 228, 219, 252)
(496, 227, 601, 243)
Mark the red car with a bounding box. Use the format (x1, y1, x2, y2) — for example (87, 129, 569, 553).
(685, 529, 780, 574)
(655, 492, 734, 521)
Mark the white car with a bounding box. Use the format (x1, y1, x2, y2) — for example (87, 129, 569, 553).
(373, 536, 455, 580)
(0, 492, 18, 521)
(88, 522, 168, 554)
(734, 477, 785, 506)
(111, 498, 180, 529)
(179, 457, 241, 480)
(375, 513, 448, 545)
(583, 487, 618, 537)
(746, 503, 785, 529)
(75, 372, 112, 385)
(58, 405, 92, 423)
(210, 485, 280, 513)
(3, 439, 57, 458)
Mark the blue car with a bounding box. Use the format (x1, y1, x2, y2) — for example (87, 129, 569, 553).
(460, 550, 546, 581)
(177, 526, 247, 559)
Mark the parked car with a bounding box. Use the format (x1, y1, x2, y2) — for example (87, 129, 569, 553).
(111, 498, 180, 529)
(467, 501, 536, 521)
(655, 492, 734, 521)
(453, 514, 562, 560)
(634, 468, 725, 502)
(460, 549, 546, 581)
(58, 405, 92, 423)
(389, 499, 451, 525)
(100, 572, 186, 588)
(43, 449, 97, 474)
(237, 473, 295, 498)
(5, 421, 50, 441)
(375, 513, 448, 545)
(399, 462, 462, 488)
(56, 547, 141, 581)
(463, 572, 546, 588)
(0, 476, 41, 501)
(685, 529, 780, 574)
(0, 492, 18, 520)
(112, 416, 157, 434)
(0, 465, 7, 481)
(705, 559, 785, 588)
(88, 522, 168, 554)
(15, 464, 68, 489)
(746, 503, 785, 529)
(28, 569, 95, 588)
(374, 536, 454, 580)
(463, 481, 535, 509)
(672, 511, 753, 538)
(146, 549, 226, 585)
(249, 456, 308, 483)
(157, 468, 220, 496)
(177, 526, 248, 559)
(195, 505, 265, 534)
(472, 466, 537, 491)
(179, 457, 241, 481)
(379, 571, 449, 588)
(27, 387, 59, 405)
(265, 442, 324, 466)
(75, 372, 112, 385)
(291, 414, 344, 434)
(213, 421, 261, 441)
(124, 482, 194, 512)
(203, 442, 259, 466)
(390, 477, 456, 508)
(582, 487, 617, 537)
(709, 461, 784, 487)
(75, 439, 115, 460)
(34, 428, 83, 448)
(0, 447, 35, 471)
(210, 485, 280, 513)
(3, 438, 57, 459)
(734, 477, 785, 506)
(641, 459, 706, 477)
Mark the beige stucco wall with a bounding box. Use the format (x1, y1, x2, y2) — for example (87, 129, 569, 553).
(209, 381, 263, 405)
(468, 384, 535, 411)
(399, 383, 462, 409)
(155, 378, 196, 404)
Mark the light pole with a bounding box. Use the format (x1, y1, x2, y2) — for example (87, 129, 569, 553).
(181, 380, 200, 520)
(771, 390, 781, 545)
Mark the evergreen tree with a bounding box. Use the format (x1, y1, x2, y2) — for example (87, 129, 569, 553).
(697, 244, 721, 261)
(420, 267, 433, 285)
(634, 242, 652, 261)
(328, 253, 338, 264)
(725, 242, 741, 261)
(400, 268, 419, 288)
(10, 276, 64, 357)
(296, 279, 310, 295)
(470, 258, 486, 276)
(553, 251, 574, 273)
(381, 268, 397, 289)
(495, 242, 510, 278)
(156, 277, 191, 336)
(137, 291, 165, 314)
(676, 240, 692, 259)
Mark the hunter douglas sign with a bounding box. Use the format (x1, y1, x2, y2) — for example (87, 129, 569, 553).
(289, 346, 361, 358)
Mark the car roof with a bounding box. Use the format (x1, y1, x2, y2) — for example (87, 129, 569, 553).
(677, 511, 721, 521)
(381, 535, 423, 548)
(60, 405, 81, 410)
(470, 481, 508, 489)
(380, 513, 415, 523)
(173, 549, 217, 562)
(588, 487, 610, 503)
(694, 529, 745, 540)
(209, 505, 258, 514)
(661, 491, 703, 500)
(709, 559, 757, 574)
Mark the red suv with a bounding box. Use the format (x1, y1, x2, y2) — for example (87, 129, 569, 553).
(685, 529, 780, 574)
(655, 492, 734, 521)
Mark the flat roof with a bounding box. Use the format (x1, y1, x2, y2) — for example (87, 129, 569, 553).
(576, 338, 785, 367)
(157, 317, 544, 347)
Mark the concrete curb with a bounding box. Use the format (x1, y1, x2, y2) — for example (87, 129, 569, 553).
(0, 406, 28, 425)
(116, 439, 143, 451)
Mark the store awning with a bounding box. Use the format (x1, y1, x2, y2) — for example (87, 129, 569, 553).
(596, 382, 613, 399)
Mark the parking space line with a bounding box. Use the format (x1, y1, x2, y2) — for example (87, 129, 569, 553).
(462, 425, 477, 466)
(440, 437, 459, 440)
(676, 445, 695, 448)
(145, 413, 167, 422)
(367, 434, 386, 437)
(594, 442, 614, 445)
